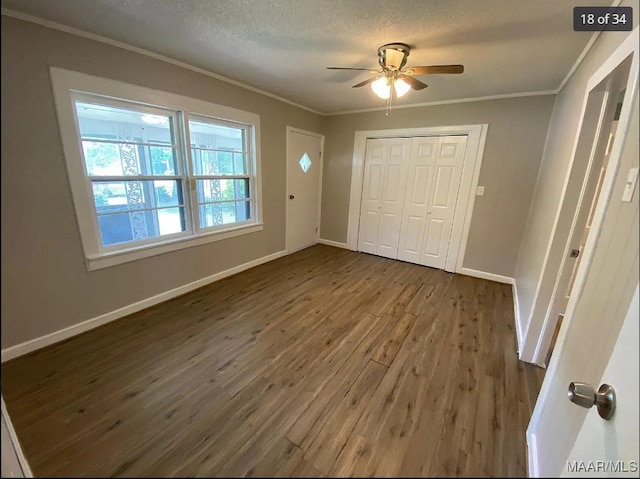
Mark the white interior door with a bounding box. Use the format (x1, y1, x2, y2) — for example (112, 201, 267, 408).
(286, 129, 322, 253)
(397, 137, 438, 263)
(358, 138, 411, 258)
(376, 139, 411, 258)
(358, 139, 386, 255)
(528, 84, 638, 477)
(561, 285, 639, 478)
(420, 136, 467, 269)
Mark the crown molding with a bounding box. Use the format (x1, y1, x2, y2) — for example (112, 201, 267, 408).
(0, 7, 324, 116)
(2, 6, 609, 117)
(327, 90, 559, 116)
(556, 0, 620, 93)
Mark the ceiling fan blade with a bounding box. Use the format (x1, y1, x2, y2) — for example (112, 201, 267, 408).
(352, 76, 383, 88)
(327, 67, 381, 72)
(398, 75, 428, 90)
(405, 65, 464, 75)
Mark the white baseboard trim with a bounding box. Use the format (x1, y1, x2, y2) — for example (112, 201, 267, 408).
(527, 431, 540, 477)
(1, 250, 287, 363)
(317, 238, 349, 249)
(459, 267, 523, 355)
(458, 267, 514, 285)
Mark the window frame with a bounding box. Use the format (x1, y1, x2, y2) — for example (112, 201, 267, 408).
(184, 113, 256, 235)
(51, 67, 262, 271)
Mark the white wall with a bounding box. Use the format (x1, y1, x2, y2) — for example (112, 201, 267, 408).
(513, 2, 638, 361)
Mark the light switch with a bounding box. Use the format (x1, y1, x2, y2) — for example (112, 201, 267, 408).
(476, 186, 485, 196)
(622, 167, 638, 203)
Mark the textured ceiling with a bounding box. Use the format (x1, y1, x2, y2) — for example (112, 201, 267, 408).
(1, 0, 606, 114)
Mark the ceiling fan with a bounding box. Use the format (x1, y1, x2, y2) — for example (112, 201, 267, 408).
(327, 43, 464, 114)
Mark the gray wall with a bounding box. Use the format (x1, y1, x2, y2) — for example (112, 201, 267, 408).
(514, 8, 638, 348)
(320, 96, 555, 277)
(0, 16, 323, 349)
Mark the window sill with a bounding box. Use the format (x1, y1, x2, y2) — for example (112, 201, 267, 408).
(86, 222, 263, 271)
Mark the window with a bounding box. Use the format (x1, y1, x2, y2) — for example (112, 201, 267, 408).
(51, 68, 262, 270)
(187, 117, 252, 230)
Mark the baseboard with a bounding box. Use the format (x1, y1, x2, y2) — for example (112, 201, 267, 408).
(317, 238, 349, 249)
(1, 250, 287, 363)
(527, 431, 539, 477)
(458, 267, 514, 284)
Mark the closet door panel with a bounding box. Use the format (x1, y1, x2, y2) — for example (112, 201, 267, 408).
(375, 139, 411, 259)
(397, 137, 438, 263)
(420, 136, 468, 269)
(358, 140, 386, 254)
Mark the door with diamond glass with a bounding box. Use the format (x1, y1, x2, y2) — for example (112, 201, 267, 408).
(286, 128, 323, 253)
(358, 138, 411, 258)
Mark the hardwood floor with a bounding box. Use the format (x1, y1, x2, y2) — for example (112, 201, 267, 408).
(2, 245, 544, 477)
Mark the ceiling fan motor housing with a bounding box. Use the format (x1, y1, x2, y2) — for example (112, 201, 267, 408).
(378, 43, 411, 71)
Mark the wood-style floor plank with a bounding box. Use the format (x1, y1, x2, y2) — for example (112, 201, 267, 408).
(2, 245, 544, 477)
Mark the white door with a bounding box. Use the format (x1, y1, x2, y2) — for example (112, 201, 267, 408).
(397, 137, 438, 263)
(420, 136, 467, 269)
(561, 285, 639, 478)
(528, 86, 638, 477)
(286, 129, 322, 253)
(358, 138, 411, 258)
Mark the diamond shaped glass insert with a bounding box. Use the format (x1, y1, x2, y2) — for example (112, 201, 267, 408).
(299, 153, 312, 173)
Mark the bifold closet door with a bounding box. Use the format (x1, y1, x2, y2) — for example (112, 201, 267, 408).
(397, 137, 439, 264)
(419, 136, 468, 269)
(358, 138, 411, 258)
(396, 135, 468, 269)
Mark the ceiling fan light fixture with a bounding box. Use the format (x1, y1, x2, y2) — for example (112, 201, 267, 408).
(371, 77, 391, 99)
(394, 78, 411, 97)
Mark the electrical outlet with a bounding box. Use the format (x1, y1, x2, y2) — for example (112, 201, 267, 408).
(476, 186, 485, 196)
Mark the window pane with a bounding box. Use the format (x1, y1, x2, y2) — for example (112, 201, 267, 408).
(92, 180, 183, 213)
(199, 201, 250, 228)
(82, 141, 177, 176)
(154, 180, 183, 207)
(233, 152, 246, 175)
(150, 146, 177, 175)
(189, 120, 244, 151)
(75, 101, 174, 144)
(157, 207, 185, 235)
(196, 179, 249, 203)
(191, 149, 246, 176)
(97, 207, 186, 246)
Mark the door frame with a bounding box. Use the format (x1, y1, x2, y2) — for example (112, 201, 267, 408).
(285, 126, 325, 254)
(527, 28, 639, 477)
(1, 396, 32, 477)
(346, 124, 488, 272)
(530, 79, 624, 366)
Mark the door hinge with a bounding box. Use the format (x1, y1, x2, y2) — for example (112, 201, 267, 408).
(316, 227, 318, 233)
